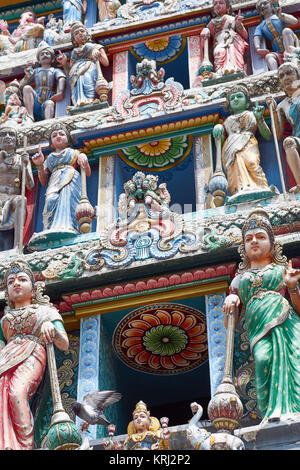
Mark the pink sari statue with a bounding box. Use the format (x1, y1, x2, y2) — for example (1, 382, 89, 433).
(0, 258, 69, 450)
(201, 0, 248, 76)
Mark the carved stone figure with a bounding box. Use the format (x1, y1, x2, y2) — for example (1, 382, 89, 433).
(200, 0, 248, 77)
(57, 22, 109, 108)
(223, 207, 300, 422)
(31, 123, 91, 234)
(254, 0, 299, 70)
(123, 401, 169, 450)
(98, 0, 121, 21)
(1, 93, 33, 126)
(62, 0, 87, 30)
(213, 85, 272, 200)
(0, 8, 45, 53)
(20, 45, 66, 121)
(268, 62, 300, 190)
(0, 125, 34, 252)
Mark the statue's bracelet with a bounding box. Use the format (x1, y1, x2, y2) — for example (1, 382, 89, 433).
(288, 285, 299, 293)
(36, 165, 44, 171)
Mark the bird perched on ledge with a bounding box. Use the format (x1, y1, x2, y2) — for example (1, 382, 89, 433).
(69, 390, 122, 428)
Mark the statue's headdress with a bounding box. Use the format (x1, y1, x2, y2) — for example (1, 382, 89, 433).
(36, 44, 55, 63)
(127, 400, 160, 437)
(70, 22, 91, 45)
(47, 122, 72, 148)
(132, 400, 150, 417)
(4, 256, 34, 286)
(225, 84, 251, 112)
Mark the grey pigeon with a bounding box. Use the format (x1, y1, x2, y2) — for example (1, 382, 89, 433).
(69, 390, 122, 426)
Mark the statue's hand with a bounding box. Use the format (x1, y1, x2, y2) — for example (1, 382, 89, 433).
(235, 9, 244, 27)
(256, 48, 270, 58)
(200, 27, 210, 40)
(21, 152, 30, 166)
(56, 50, 67, 66)
(40, 321, 56, 344)
(283, 259, 300, 289)
(253, 101, 265, 121)
(0, 20, 8, 32)
(266, 96, 277, 111)
(223, 294, 240, 315)
(31, 144, 44, 167)
(212, 124, 224, 139)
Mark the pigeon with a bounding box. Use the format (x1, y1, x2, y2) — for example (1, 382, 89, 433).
(69, 390, 122, 426)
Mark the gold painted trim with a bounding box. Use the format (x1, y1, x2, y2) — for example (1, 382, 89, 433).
(74, 280, 229, 319)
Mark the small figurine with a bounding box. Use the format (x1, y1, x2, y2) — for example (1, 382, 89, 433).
(200, 0, 248, 77)
(31, 123, 91, 234)
(212, 84, 272, 198)
(0, 257, 69, 449)
(62, 0, 87, 30)
(254, 0, 299, 70)
(0, 8, 45, 53)
(98, 0, 121, 22)
(223, 208, 300, 423)
(1, 93, 33, 126)
(267, 62, 300, 190)
(57, 22, 109, 108)
(0, 125, 34, 251)
(123, 401, 170, 450)
(20, 44, 66, 121)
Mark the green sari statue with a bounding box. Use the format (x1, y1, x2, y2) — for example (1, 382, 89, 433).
(223, 208, 300, 422)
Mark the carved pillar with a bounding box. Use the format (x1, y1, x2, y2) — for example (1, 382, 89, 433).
(77, 315, 101, 440)
(205, 292, 227, 396)
(187, 35, 201, 88)
(85, 0, 98, 27)
(96, 154, 116, 232)
(193, 135, 213, 211)
(112, 50, 128, 104)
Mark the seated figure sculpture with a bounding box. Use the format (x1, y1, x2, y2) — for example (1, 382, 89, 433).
(20, 44, 66, 121)
(254, 0, 299, 70)
(123, 401, 169, 450)
(0, 125, 34, 252)
(0, 8, 45, 53)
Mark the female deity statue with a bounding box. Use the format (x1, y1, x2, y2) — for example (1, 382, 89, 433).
(31, 123, 91, 234)
(57, 22, 109, 108)
(212, 85, 272, 198)
(223, 208, 300, 422)
(123, 401, 169, 450)
(0, 257, 69, 449)
(200, 0, 248, 77)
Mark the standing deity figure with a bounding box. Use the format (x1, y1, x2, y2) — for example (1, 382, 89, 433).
(123, 401, 170, 450)
(57, 22, 109, 107)
(267, 62, 300, 190)
(212, 85, 271, 197)
(0, 8, 45, 53)
(0, 257, 69, 449)
(223, 208, 300, 423)
(62, 0, 87, 29)
(0, 125, 34, 252)
(20, 45, 66, 121)
(31, 123, 91, 234)
(98, 0, 121, 22)
(254, 0, 299, 70)
(200, 0, 248, 77)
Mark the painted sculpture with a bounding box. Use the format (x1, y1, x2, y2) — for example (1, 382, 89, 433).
(254, 0, 299, 70)
(0, 8, 45, 53)
(268, 62, 300, 190)
(200, 0, 248, 78)
(0, 125, 34, 252)
(19, 45, 66, 122)
(0, 257, 69, 449)
(62, 0, 87, 29)
(223, 207, 300, 422)
(123, 401, 170, 450)
(31, 123, 91, 235)
(98, 0, 121, 21)
(57, 22, 109, 108)
(1, 93, 33, 126)
(212, 85, 273, 202)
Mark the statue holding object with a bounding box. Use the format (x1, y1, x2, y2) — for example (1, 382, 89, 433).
(267, 62, 300, 191)
(254, 0, 299, 70)
(212, 85, 274, 203)
(0, 257, 69, 449)
(0, 125, 34, 252)
(200, 0, 248, 79)
(0, 8, 45, 53)
(20, 45, 66, 122)
(223, 208, 300, 423)
(62, 0, 87, 31)
(56, 22, 109, 109)
(123, 401, 170, 450)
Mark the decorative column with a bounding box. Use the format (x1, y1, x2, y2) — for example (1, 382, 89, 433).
(96, 154, 116, 232)
(205, 292, 227, 397)
(77, 315, 101, 440)
(112, 50, 128, 104)
(187, 35, 201, 88)
(194, 135, 213, 212)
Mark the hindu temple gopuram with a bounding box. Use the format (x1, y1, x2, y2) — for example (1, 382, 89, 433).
(0, 0, 299, 452)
